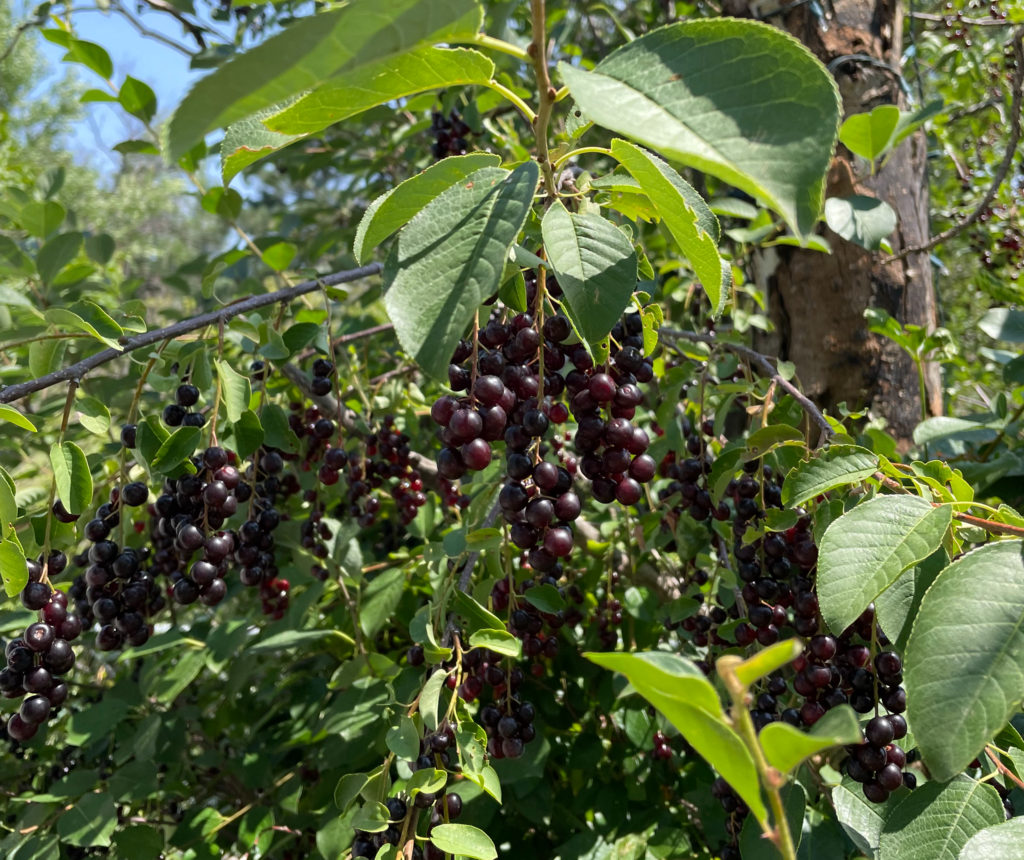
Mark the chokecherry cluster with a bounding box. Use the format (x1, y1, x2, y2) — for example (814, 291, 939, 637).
(428, 109, 472, 160)
(162, 381, 207, 429)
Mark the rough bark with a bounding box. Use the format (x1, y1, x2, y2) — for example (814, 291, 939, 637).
(723, 0, 941, 442)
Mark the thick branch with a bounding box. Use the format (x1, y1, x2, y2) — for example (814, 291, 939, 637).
(661, 328, 835, 444)
(0, 264, 383, 404)
(882, 29, 1023, 264)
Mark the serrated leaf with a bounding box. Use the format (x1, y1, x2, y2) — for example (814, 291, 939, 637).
(430, 824, 497, 860)
(541, 200, 638, 350)
(958, 817, 1024, 859)
(905, 540, 1024, 782)
(220, 106, 305, 183)
(558, 19, 840, 239)
(353, 153, 501, 264)
(50, 441, 92, 515)
(838, 104, 900, 161)
(833, 775, 898, 857)
(781, 445, 878, 508)
(383, 162, 538, 381)
(878, 776, 1003, 860)
(817, 495, 952, 634)
(824, 195, 897, 251)
(586, 650, 767, 825)
(468, 628, 521, 658)
(215, 359, 251, 423)
(149, 426, 202, 475)
(759, 705, 860, 773)
(610, 139, 728, 314)
(0, 404, 38, 432)
(168, 0, 483, 160)
(874, 547, 947, 650)
(0, 536, 28, 598)
(385, 715, 420, 760)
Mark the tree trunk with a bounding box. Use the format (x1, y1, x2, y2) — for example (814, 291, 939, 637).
(723, 0, 941, 442)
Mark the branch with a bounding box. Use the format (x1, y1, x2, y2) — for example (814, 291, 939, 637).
(661, 328, 835, 444)
(529, 0, 558, 198)
(0, 264, 384, 405)
(882, 29, 1024, 264)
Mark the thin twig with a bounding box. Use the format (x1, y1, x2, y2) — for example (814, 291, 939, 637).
(0, 265, 383, 405)
(661, 328, 835, 444)
(530, 0, 559, 198)
(882, 29, 1024, 263)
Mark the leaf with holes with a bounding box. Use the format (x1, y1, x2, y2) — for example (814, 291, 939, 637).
(905, 540, 1024, 782)
(558, 18, 839, 239)
(817, 495, 951, 634)
(383, 162, 538, 381)
(541, 201, 637, 351)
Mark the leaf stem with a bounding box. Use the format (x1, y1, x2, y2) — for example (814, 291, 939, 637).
(466, 33, 531, 62)
(551, 146, 613, 171)
(482, 80, 537, 124)
(717, 656, 798, 860)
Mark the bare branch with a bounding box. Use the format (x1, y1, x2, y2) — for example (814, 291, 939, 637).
(882, 29, 1024, 264)
(661, 328, 835, 444)
(0, 264, 383, 405)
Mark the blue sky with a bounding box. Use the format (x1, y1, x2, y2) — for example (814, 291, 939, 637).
(26, 3, 215, 172)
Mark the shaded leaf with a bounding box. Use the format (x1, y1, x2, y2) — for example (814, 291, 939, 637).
(824, 195, 897, 250)
(50, 441, 92, 515)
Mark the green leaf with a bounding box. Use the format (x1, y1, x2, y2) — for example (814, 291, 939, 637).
(559, 19, 839, 239)
(84, 233, 115, 263)
(75, 395, 111, 436)
(167, 0, 483, 160)
(201, 187, 243, 220)
(50, 441, 92, 515)
(0, 236, 34, 276)
(0, 536, 28, 598)
(978, 308, 1024, 342)
(215, 359, 251, 423)
(220, 107, 305, 184)
(838, 104, 900, 161)
(407, 767, 448, 797)
(430, 824, 497, 860)
(334, 772, 369, 811)
(233, 409, 264, 459)
(585, 650, 767, 825)
(452, 590, 505, 634)
(56, 792, 117, 847)
(0, 466, 16, 529)
(824, 195, 897, 251)
(64, 39, 113, 79)
(521, 584, 565, 614)
(19, 200, 65, 238)
(0, 404, 38, 432)
(759, 705, 861, 773)
(878, 776, 1003, 860)
(781, 445, 878, 508)
(833, 775, 898, 857)
(266, 46, 494, 135)
(743, 424, 804, 460)
(385, 715, 420, 760)
(874, 547, 947, 650)
(468, 628, 522, 658)
(36, 231, 83, 284)
(149, 426, 202, 475)
(44, 307, 121, 350)
(733, 638, 803, 688)
(610, 139, 728, 315)
(260, 404, 301, 453)
(817, 495, 952, 634)
(111, 825, 163, 860)
(261, 242, 296, 272)
(739, 783, 806, 860)
(353, 153, 501, 264)
(352, 801, 389, 834)
(958, 817, 1024, 859)
(541, 200, 638, 350)
(383, 162, 538, 381)
(904, 540, 1024, 782)
(419, 668, 447, 731)
(118, 76, 157, 123)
